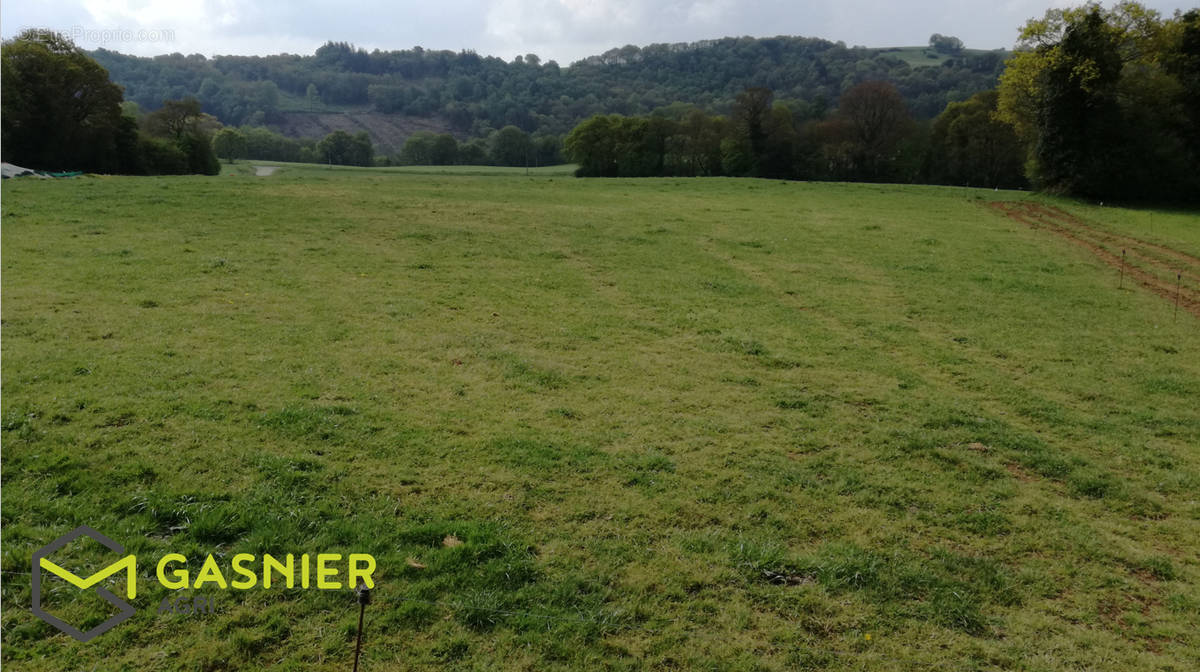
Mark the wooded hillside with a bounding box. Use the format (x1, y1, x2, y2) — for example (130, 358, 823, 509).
(91, 36, 1007, 149)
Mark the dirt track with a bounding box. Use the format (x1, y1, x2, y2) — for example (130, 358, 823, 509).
(990, 202, 1199, 319)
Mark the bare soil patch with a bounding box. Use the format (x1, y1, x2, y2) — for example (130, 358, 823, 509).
(990, 202, 1199, 318)
(271, 112, 455, 154)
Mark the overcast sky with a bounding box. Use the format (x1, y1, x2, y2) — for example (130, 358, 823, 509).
(2, 1, 1195, 63)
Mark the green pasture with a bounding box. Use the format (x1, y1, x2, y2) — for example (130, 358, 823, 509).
(222, 161, 578, 178)
(878, 46, 1008, 69)
(2, 170, 1197, 671)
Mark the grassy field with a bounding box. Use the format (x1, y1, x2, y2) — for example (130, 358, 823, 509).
(223, 161, 578, 178)
(878, 47, 1010, 69)
(2, 168, 1198, 671)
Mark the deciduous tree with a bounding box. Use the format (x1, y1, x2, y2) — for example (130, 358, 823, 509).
(998, 2, 1198, 200)
(491, 125, 533, 166)
(565, 115, 620, 177)
(212, 128, 247, 163)
(1, 30, 125, 172)
(430, 133, 458, 165)
(318, 130, 374, 166)
(927, 90, 1025, 189)
(731, 87, 774, 176)
(835, 81, 913, 180)
(929, 34, 965, 54)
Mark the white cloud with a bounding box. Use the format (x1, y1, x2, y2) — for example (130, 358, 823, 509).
(686, 0, 735, 25)
(2, 0, 1197, 60)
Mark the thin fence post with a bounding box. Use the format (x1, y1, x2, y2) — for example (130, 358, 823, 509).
(353, 583, 371, 672)
(1175, 272, 1182, 322)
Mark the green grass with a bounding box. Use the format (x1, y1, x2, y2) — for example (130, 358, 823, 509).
(1045, 199, 1200, 258)
(878, 46, 1010, 69)
(223, 160, 578, 178)
(2, 172, 1198, 671)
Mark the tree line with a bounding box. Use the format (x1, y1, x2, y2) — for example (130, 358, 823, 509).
(2, 30, 220, 175)
(208, 125, 377, 166)
(395, 127, 562, 167)
(997, 3, 1199, 201)
(564, 82, 1026, 188)
(6, 2, 1196, 200)
(207, 124, 563, 168)
(565, 3, 1200, 202)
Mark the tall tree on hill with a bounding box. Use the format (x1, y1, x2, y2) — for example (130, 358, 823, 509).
(929, 34, 965, 54)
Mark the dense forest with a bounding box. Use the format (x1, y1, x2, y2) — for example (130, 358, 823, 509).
(563, 4, 1200, 203)
(5, 2, 1196, 201)
(563, 83, 1027, 189)
(89, 36, 1007, 140)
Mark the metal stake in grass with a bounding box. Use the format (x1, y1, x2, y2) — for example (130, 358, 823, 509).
(352, 583, 372, 672)
(1119, 249, 1126, 289)
(1176, 272, 1183, 322)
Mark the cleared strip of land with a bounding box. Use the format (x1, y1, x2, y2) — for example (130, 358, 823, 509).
(990, 201, 1200, 317)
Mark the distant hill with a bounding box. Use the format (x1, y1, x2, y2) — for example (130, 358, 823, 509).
(272, 112, 453, 151)
(880, 46, 1005, 69)
(92, 36, 1008, 152)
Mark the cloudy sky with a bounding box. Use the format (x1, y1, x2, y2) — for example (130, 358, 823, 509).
(2, 1, 1195, 63)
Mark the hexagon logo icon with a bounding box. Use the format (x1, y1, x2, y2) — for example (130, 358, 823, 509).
(32, 526, 138, 642)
